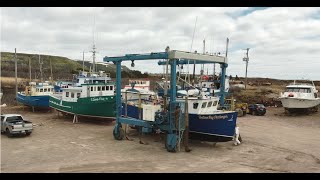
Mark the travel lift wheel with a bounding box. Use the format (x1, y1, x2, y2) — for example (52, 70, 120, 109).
(165, 133, 178, 152)
(113, 124, 124, 140)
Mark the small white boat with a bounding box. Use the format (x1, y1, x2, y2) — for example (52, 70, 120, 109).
(279, 80, 320, 112)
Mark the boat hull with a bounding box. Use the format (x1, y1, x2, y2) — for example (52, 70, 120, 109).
(280, 97, 320, 109)
(16, 93, 50, 108)
(49, 95, 116, 118)
(189, 112, 237, 142)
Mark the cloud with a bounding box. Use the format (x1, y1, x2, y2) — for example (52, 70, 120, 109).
(1, 7, 320, 80)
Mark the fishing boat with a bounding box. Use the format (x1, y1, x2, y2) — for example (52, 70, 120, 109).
(279, 80, 320, 113)
(49, 71, 116, 119)
(16, 54, 54, 109)
(16, 81, 54, 109)
(121, 79, 157, 101)
(123, 87, 237, 142)
(54, 80, 74, 92)
(178, 88, 237, 142)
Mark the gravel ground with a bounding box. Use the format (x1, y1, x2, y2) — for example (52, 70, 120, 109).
(1, 106, 320, 173)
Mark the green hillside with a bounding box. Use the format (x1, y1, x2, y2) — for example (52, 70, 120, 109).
(1, 52, 148, 81)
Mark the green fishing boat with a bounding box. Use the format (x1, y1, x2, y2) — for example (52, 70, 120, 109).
(49, 71, 116, 119)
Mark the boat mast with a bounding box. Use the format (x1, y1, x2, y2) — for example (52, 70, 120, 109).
(92, 44, 96, 74)
(91, 11, 96, 74)
(188, 16, 197, 84)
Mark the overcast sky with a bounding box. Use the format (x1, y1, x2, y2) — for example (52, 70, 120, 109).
(1, 7, 320, 80)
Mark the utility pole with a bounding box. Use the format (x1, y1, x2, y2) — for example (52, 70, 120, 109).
(39, 54, 43, 82)
(243, 48, 250, 90)
(50, 57, 53, 82)
(15, 48, 18, 98)
(29, 57, 32, 82)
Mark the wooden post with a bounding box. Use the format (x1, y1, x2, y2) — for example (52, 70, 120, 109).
(124, 91, 128, 136)
(184, 96, 191, 152)
(138, 92, 142, 119)
(15, 48, 18, 104)
(125, 91, 128, 118)
(73, 114, 78, 123)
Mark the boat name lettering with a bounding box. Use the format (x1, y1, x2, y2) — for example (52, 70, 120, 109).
(198, 115, 229, 120)
(91, 97, 105, 101)
(49, 100, 71, 109)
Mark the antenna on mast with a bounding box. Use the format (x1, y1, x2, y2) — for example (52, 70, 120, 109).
(91, 8, 97, 74)
(186, 16, 197, 83)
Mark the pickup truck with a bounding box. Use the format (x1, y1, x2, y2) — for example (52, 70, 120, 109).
(1, 114, 33, 137)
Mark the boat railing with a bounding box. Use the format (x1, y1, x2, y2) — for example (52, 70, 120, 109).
(288, 82, 314, 86)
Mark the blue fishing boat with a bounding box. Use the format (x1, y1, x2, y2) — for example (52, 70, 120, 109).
(122, 86, 237, 142)
(16, 81, 54, 108)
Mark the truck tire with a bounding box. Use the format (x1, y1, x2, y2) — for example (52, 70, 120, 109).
(6, 129, 12, 137)
(252, 111, 256, 116)
(26, 132, 32, 136)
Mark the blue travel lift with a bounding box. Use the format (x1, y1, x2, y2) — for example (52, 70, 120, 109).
(103, 47, 229, 152)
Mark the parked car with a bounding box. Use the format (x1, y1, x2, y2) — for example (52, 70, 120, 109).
(1, 114, 33, 137)
(248, 104, 266, 116)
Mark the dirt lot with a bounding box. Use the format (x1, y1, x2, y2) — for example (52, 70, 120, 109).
(1, 106, 320, 173)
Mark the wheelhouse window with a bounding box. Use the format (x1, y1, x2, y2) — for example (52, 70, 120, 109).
(286, 88, 311, 93)
(71, 92, 74, 98)
(98, 86, 101, 91)
(193, 103, 199, 109)
(91, 87, 93, 91)
(102, 86, 105, 91)
(40, 88, 43, 92)
(44, 88, 47, 92)
(201, 102, 207, 108)
(66, 92, 69, 97)
(207, 101, 213, 108)
(106, 86, 109, 90)
(110, 86, 113, 91)
(212, 101, 218, 106)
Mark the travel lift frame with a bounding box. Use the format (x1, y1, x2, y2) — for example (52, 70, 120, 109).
(103, 47, 229, 152)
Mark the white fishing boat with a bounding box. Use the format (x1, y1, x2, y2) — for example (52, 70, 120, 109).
(121, 79, 157, 102)
(279, 80, 320, 113)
